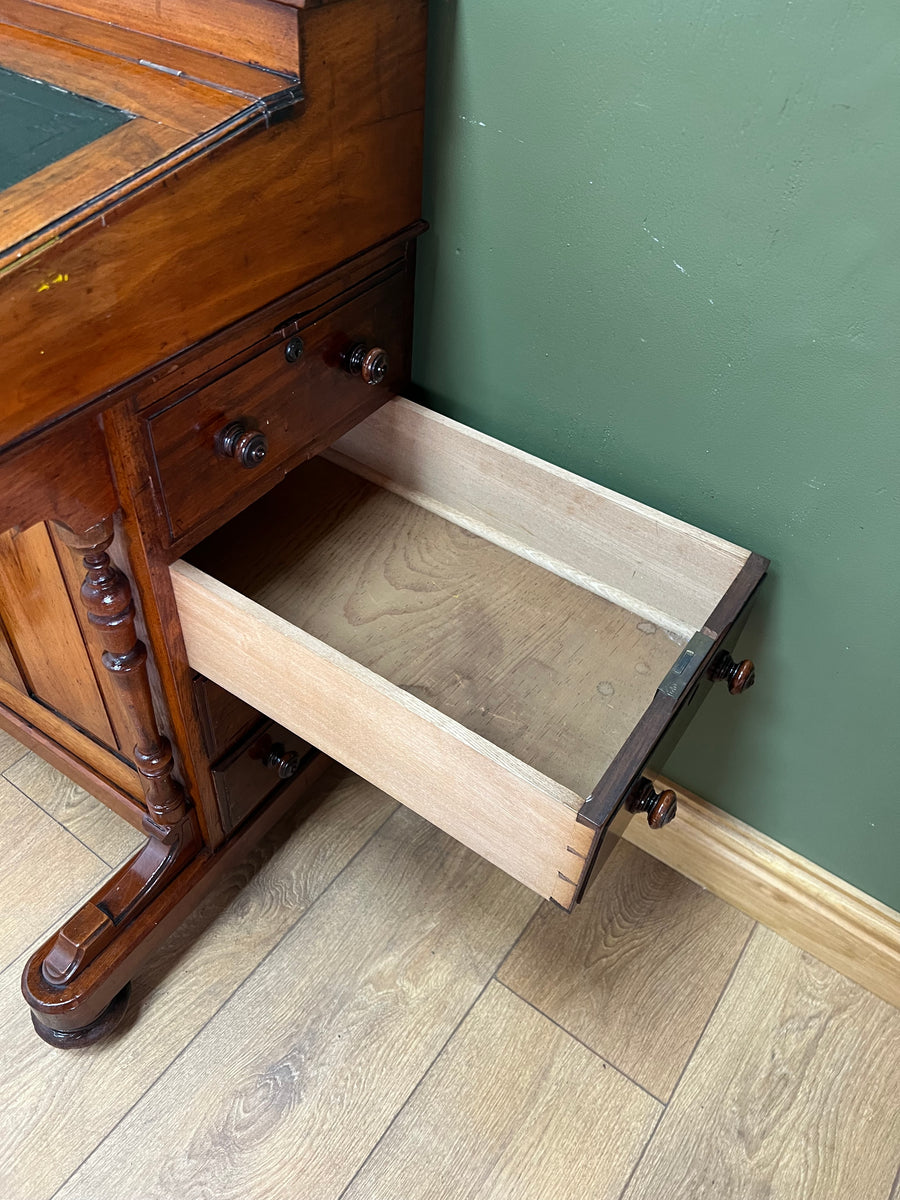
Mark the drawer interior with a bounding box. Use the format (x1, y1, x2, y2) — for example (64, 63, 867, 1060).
(185, 458, 687, 800)
(172, 400, 753, 906)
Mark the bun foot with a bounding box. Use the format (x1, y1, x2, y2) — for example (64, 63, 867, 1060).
(30, 982, 131, 1049)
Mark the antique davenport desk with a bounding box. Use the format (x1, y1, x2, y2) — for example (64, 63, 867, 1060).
(0, 0, 766, 1048)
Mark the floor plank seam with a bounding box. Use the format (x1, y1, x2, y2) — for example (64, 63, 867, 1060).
(0, 877, 127, 981)
(335, 973, 497, 1200)
(491, 900, 543, 981)
(334, 888, 546, 1198)
(612, 1103, 667, 1200)
(493, 978, 668, 1107)
(888, 1158, 900, 1200)
(660, 919, 758, 1107)
(1, 775, 115, 869)
(46, 796, 400, 1200)
(1, 910, 88, 985)
(0, 750, 29, 777)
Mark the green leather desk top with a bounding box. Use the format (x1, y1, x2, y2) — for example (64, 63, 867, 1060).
(0, 65, 131, 192)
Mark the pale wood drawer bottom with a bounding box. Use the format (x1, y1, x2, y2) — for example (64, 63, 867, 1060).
(171, 399, 765, 907)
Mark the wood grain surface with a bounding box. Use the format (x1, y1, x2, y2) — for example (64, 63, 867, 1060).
(0, 767, 396, 1200)
(0, 774, 107, 971)
(178, 454, 682, 903)
(0, 525, 115, 748)
(0, 677, 140, 800)
(0, 625, 24, 695)
(0, 726, 25, 773)
(1, 0, 425, 445)
(3, 752, 144, 867)
(187, 457, 683, 801)
(0, 0, 286, 95)
(0, 758, 896, 1200)
(499, 840, 754, 1100)
(0, 24, 245, 132)
(41, 0, 302, 74)
(329, 398, 750, 635)
(623, 926, 900, 1200)
(0, 119, 185, 273)
(343, 980, 661, 1200)
(55, 802, 540, 1200)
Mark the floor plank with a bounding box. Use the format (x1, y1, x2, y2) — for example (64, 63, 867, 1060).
(0, 767, 396, 1200)
(498, 840, 754, 1100)
(0, 725, 27, 773)
(56, 804, 541, 1200)
(3, 751, 144, 866)
(0, 775, 107, 973)
(343, 980, 661, 1200)
(623, 925, 900, 1200)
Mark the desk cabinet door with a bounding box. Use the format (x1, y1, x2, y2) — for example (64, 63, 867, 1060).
(0, 523, 141, 797)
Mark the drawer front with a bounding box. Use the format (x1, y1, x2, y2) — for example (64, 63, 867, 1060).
(172, 400, 767, 909)
(193, 674, 262, 762)
(147, 265, 410, 548)
(211, 718, 314, 834)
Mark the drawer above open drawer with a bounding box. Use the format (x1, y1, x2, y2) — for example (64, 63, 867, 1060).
(171, 399, 767, 909)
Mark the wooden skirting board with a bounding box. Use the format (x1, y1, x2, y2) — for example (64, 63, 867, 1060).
(625, 776, 900, 1010)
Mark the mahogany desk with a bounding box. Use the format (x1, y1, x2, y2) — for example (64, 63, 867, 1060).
(0, 0, 428, 1045)
(0, 0, 766, 1048)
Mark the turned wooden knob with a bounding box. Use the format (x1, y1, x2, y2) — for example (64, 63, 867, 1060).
(709, 650, 755, 695)
(264, 743, 301, 780)
(217, 421, 268, 469)
(343, 342, 389, 385)
(625, 777, 678, 829)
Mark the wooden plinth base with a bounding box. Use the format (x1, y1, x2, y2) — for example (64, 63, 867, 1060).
(23, 751, 331, 1046)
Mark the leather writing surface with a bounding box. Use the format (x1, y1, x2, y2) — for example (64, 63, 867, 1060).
(0, 65, 130, 191)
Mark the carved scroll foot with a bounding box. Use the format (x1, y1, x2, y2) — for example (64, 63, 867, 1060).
(30, 984, 132, 1049)
(23, 812, 201, 1045)
(42, 812, 200, 987)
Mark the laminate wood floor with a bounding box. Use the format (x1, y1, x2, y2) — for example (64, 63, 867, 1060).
(1, 743, 898, 1200)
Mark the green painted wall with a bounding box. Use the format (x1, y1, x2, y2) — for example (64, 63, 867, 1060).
(413, 1, 900, 907)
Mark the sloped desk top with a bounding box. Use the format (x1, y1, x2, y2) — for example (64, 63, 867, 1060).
(0, 65, 132, 192)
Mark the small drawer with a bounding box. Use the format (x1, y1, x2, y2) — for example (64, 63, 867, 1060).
(193, 674, 263, 762)
(172, 399, 767, 908)
(211, 718, 314, 834)
(147, 265, 411, 550)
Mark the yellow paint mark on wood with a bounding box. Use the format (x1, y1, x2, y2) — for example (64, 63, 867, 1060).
(37, 272, 69, 292)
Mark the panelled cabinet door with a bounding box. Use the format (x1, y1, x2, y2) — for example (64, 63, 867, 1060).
(0, 523, 115, 743)
(0, 523, 141, 798)
(0, 607, 25, 694)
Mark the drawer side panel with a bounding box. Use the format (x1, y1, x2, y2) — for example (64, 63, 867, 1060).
(171, 561, 593, 901)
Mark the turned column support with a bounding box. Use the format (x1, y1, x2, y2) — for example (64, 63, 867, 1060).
(23, 516, 200, 1044)
(56, 516, 188, 831)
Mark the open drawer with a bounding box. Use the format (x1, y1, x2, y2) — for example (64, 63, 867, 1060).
(171, 399, 767, 908)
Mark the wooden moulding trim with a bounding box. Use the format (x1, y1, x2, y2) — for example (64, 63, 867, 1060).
(6, 0, 303, 78)
(170, 561, 595, 904)
(327, 399, 752, 638)
(0, 23, 247, 132)
(0, 697, 146, 832)
(1, 0, 295, 96)
(628, 775, 900, 1011)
